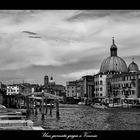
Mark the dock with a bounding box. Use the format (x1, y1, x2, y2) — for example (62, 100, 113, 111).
(0, 108, 44, 130)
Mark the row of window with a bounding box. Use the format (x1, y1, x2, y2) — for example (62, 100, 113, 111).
(67, 86, 75, 89)
(111, 82, 136, 88)
(122, 90, 135, 95)
(67, 90, 75, 93)
(94, 93, 103, 97)
(95, 80, 103, 85)
(95, 87, 103, 91)
(7, 89, 19, 92)
(94, 75, 102, 79)
(112, 90, 135, 95)
(110, 76, 136, 82)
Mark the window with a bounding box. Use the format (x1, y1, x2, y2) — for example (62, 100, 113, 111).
(133, 82, 136, 87)
(132, 90, 135, 95)
(100, 93, 102, 96)
(100, 80, 103, 85)
(100, 75, 102, 78)
(100, 87, 102, 91)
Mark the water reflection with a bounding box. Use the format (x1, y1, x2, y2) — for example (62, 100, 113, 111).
(26, 104, 140, 130)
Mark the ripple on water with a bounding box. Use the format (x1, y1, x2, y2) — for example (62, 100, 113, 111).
(27, 104, 140, 130)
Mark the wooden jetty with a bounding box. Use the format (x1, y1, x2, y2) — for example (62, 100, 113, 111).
(0, 107, 44, 130)
(0, 91, 62, 130)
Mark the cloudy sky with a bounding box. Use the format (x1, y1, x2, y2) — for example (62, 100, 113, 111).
(0, 10, 140, 85)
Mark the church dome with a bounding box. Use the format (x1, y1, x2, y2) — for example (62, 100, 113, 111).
(128, 60, 139, 72)
(100, 38, 128, 73)
(100, 56, 128, 73)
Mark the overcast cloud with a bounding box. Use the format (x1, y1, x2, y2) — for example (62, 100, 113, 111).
(0, 10, 140, 85)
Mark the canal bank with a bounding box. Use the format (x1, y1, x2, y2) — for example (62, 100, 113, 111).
(26, 104, 140, 130)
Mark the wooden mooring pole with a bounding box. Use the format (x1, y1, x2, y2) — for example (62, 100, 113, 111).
(26, 97, 30, 116)
(50, 101, 52, 116)
(45, 98, 48, 115)
(39, 100, 41, 112)
(56, 99, 60, 119)
(41, 92, 45, 120)
(35, 100, 38, 115)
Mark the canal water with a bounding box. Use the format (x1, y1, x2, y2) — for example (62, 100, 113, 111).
(27, 104, 140, 130)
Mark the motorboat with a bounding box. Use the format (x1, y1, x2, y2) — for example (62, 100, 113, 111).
(91, 103, 108, 109)
(0, 104, 6, 109)
(108, 103, 122, 108)
(78, 102, 85, 105)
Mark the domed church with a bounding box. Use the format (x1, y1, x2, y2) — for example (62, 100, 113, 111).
(100, 38, 128, 74)
(94, 38, 140, 102)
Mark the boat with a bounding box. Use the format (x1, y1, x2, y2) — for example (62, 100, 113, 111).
(78, 102, 85, 105)
(91, 103, 108, 109)
(108, 103, 122, 108)
(108, 103, 133, 108)
(0, 104, 6, 109)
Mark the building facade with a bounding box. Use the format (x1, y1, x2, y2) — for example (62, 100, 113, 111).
(66, 81, 77, 97)
(7, 85, 19, 95)
(66, 75, 94, 103)
(106, 72, 140, 100)
(94, 73, 107, 99)
(0, 82, 7, 105)
(44, 75, 66, 97)
(96, 38, 140, 103)
(82, 75, 94, 102)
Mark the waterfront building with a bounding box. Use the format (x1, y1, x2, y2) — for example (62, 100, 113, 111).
(106, 59, 140, 103)
(94, 73, 107, 99)
(50, 84, 65, 96)
(94, 38, 128, 102)
(96, 38, 140, 104)
(18, 83, 37, 94)
(76, 79, 84, 98)
(66, 81, 77, 97)
(66, 75, 94, 103)
(0, 82, 7, 105)
(107, 72, 140, 99)
(81, 75, 94, 102)
(43, 75, 66, 97)
(6, 85, 19, 95)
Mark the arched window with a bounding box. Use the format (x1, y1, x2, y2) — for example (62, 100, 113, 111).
(100, 87, 102, 91)
(100, 80, 103, 85)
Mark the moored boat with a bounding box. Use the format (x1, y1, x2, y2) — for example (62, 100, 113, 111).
(91, 103, 108, 109)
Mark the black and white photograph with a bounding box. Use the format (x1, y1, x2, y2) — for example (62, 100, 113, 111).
(0, 10, 140, 138)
